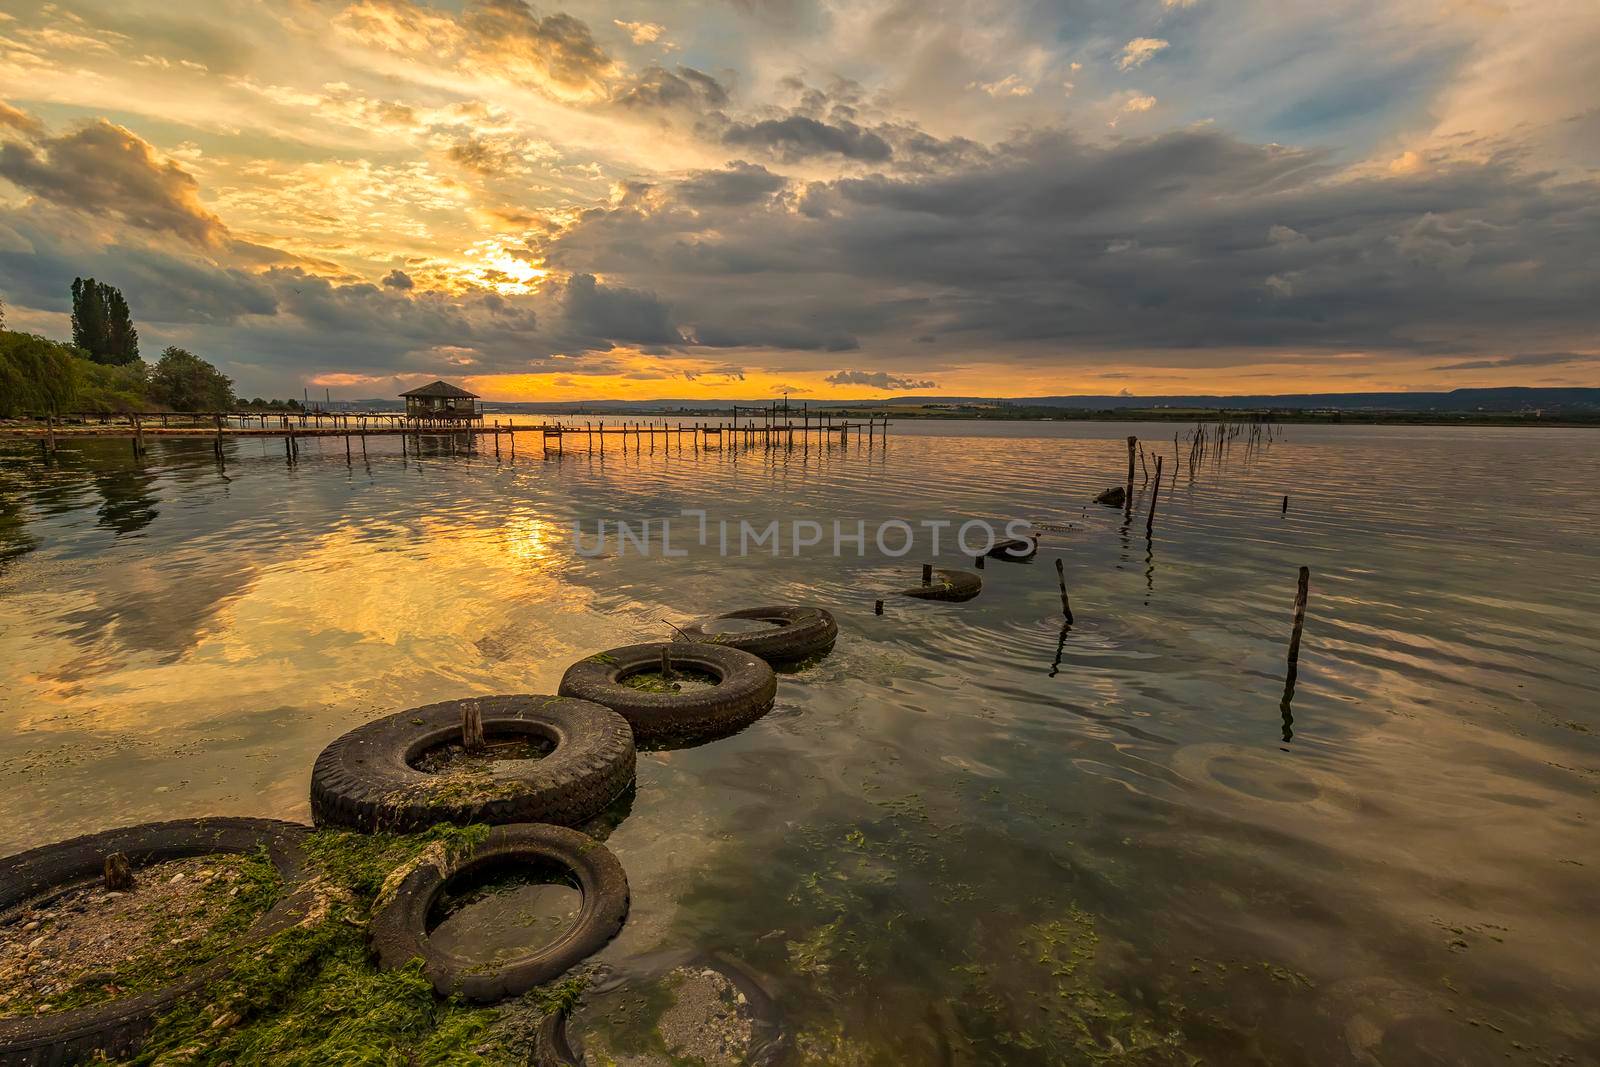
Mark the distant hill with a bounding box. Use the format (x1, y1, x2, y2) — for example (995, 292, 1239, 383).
(345, 386, 1600, 415)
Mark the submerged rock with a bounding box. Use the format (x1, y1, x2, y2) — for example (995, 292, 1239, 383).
(1095, 486, 1127, 507)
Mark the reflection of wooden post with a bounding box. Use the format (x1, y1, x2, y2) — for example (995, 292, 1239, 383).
(462, 701, 486, 753)
(104, 852, 134, 892)
(1055, 558, 1073, 623)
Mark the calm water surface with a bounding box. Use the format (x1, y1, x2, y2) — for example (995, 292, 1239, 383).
(1, 421, 1597, 1064)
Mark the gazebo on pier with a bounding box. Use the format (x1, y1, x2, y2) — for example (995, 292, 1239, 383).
(400, 380, 481, 423)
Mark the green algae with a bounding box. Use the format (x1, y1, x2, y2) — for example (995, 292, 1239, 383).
(130, 825, 525, 1066)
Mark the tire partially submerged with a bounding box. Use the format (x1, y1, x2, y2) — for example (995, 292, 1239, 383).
(901, 568, 983, 603)
(559, 643, 777, 744)
(986, 536, 1038, 562)
(675, 605, 837, 664)
(537, 952, 788, 1067)
(370, 824, 627, 1004)
(310, 696, 636, 833)
(0, 818, 313, 1067)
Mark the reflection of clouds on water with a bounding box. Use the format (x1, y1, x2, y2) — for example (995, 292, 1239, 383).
(1, 425, 1598, 1061)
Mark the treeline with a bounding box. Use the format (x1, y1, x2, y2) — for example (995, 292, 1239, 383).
(0, 280, 296, 419)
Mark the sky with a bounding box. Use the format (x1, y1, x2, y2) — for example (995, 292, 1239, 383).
(0, 0, 1596, 402)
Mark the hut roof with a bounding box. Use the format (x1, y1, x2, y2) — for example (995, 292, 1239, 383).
(400, 380, 479, 399)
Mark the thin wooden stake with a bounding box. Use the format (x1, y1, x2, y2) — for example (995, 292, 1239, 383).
(874, 599, 884, 616)
(659, 646, 673, 680)
(462, 700, 486, 753)
(921, 563, 933, 587)
(1281, 495, 1289, 515)
(1147, 455, 1164, 537)
(1055, 558, 1073, 624)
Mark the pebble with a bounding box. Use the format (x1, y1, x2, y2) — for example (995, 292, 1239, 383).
(22, 921, 39, 932)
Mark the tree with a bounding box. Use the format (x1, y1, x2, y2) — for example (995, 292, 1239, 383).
(70, 277, 140, 365)
(148, 346, 233, 412)
(0, 332, 80, 418)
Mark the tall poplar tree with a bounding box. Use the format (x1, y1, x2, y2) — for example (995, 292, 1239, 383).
(69, 278, 140, 365)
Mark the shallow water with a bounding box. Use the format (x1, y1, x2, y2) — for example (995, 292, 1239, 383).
(1, 421, 1597, 1063)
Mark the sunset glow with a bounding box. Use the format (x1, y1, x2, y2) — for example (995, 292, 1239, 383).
(1, 0, 1596, 401)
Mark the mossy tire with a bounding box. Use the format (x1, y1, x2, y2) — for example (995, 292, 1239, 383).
(537, 952, 788, 1067)
(369, 823, 628, 1004)
(901, 568, 983, 603)
(558, 643, 777, 744)
(675, 605, 837, 664)
(310, 696, 636, 834)
(0, 818, 313, 1067)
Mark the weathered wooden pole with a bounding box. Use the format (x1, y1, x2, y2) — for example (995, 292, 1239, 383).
(1146, 455, 1164, 537)
(104, 852, 135, 892)
(659, 646, 673, 680)
(1281, 566, 1311, 717)
(874, 599, 884, 616)
(1055, 558, 1073, 623)
(1126, 435, 1137, 488)
(1281, 495, 1289, 515)
(462, 700, 486, 753)
(921, 563, 933, 586)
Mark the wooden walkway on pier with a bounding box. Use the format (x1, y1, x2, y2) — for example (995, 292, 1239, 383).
(3, 409, 891, 460)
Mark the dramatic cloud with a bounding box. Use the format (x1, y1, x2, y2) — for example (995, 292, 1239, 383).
(721, 115, 893, 163)
(0, 121, 226, 246)
(826, 370, 937, 390)
(0, 0, 1596, 398)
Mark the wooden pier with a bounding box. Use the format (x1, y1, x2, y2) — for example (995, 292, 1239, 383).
(2, 407, 890, 461)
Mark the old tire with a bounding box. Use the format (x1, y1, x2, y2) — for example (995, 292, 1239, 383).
(558, 643, 777, 744)
(0, 818, 312, 1067)
(310, 696, 635, 834)
(986, 536, 1038, 562)
(675, 605, 837, 664)
(901, 569, 982, 603)
(538, 952, 788, 1067)
(370, 824, 627, 1004)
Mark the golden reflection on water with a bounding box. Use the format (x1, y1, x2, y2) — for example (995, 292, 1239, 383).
(1, 423, 1598, 1063)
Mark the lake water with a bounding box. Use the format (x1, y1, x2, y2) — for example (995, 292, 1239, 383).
(1, 420, 1596, 1064)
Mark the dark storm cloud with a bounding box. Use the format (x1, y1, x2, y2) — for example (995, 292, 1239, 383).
(0, 120, 227, 246)
(675, 161, 786, 207)
(826, 369, 937, 389)
(613, 65, 729, 111)
(460, 0, 614, 95)
(1429, 352, 1597, 372)
(382, 269, 415, 290)
(546, 125, 1600, 362)
(720, 115, 892, 162)
(562, 272, 680, 344)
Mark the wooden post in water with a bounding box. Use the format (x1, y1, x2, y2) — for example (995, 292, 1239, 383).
(874, 599, 884, 616)
(1147, 455, 1164, 537)
(974, 554, 985, 569)
(659, 646, 673, 680)
(1055, 557, 1073, 624)
(1280, 567, 1311, 720)
(1126, 436, 1137, 490)
(104, 852, 135, 892)
(133, 412, 145, 456)
(922, 563, 933, 587)
(462, 700, 486, 753)
(1281, 495, 1289, 515)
